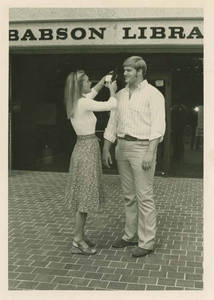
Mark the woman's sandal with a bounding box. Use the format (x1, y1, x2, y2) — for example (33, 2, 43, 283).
(71, 240, 97, 255)
(84, 237, 96, 248)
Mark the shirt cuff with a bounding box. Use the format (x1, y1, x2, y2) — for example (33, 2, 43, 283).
(103, 131, 116, 143)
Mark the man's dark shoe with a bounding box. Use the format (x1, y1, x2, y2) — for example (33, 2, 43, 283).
(112, 238, 138, 248)
(132, 247, 153, 258)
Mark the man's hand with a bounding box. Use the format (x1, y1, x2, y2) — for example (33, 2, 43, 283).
(141, 151, 154, 171)
(102, 149, 113, 168)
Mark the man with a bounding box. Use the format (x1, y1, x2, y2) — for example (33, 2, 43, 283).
(102, 56, 165, 257)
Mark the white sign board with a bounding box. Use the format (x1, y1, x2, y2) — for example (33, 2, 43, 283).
(9, 19, 203, 48)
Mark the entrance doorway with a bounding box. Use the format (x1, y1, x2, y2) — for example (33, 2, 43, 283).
(9, 52, 203, 177)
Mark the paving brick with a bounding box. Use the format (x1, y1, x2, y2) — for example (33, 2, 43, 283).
(110, 261, 127, 269)
(17, 280, 39, 289)
(156, 249, 171, 254)
(47, 262, 67, 269)
(106, 255, 122, 261)
(52, 276, 71, 285)
(143, 264, 160, 271)
(8, 272, 20, 280)
(16, 259, 33, 266)
(34, 274, 55, 283)
(121, 256, 139, 262)
(80, 265, 99, 272)
(88, 279, 109, 289)
(146, 285, 165, 290)
(31, 260, 49, 267)
(84, 272, 103, 280)
(93, 260, 110, 267)
(167, 272, 185, 279)
(186, 261, 203, 268)
(163, 254, 179, 260)
(120, 275, 139, 283)
(107, 281, 127, 290)
(98, 266, 115, 274)
(161, 265, 178, 272)
(13, 251, 32, 258)
(179, 255, 196, 262)
(138, 277, 157, 285)
(127, 262, 143, 270)
(8, 264, 17, 273)
(176, 280, 195, 288)
(46, 256, 62, 262)
(46, 250, 61, 256)
(55, 284, 84, 290)
(158, 278, 176, 286)
(127, 283, 146, 290)
(61, 257, 79, 264)
(64, 263, 82, 270)
(187, 250, 202, 256)
(114, 268, 134, 276)
(195, 281, 203, 288)
(60, 251, 74, 258)
(144, 255, 166, 264)
(185, 273, 203, 281)
(194, 256, 203, 263)
(15, 266, 35, 273)
(132, 269, 150, 277)
(26, 244, 42, 250)
(32, 267, 68, 276)
(8, 280, 22, 290)
(100, 249, 117, 255)
(67, 270, 85, 277)
(195, 268, 203, 274)
(91, 254, 107, 260)
(71, 277, 91, 286)
(169, 260, 186, 266)
(36, 282, 57, 290)
(102, 273, 121, 281)
(178, 266, 195, 273)
(165, 286, 184, 290)
(150, 271, 167, 278)
(16, 273, 37, 281)
(28, 249, 44, 256)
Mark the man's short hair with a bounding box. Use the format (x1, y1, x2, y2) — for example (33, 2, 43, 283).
(123, 56, 147, 77)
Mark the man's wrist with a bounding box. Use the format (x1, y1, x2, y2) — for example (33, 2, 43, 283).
(103, 145, 110, 152)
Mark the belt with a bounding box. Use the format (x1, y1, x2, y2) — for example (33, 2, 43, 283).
(118, 134, 149, 142)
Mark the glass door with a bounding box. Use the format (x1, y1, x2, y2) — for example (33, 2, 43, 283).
(147, 71, 172, 175)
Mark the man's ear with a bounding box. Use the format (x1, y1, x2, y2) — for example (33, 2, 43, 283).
(137, 69, 143, 78)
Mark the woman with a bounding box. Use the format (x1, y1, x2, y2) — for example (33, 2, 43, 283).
(64, 70, 117, 255)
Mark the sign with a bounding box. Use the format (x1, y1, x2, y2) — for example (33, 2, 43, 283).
(9, 20, 203, 47)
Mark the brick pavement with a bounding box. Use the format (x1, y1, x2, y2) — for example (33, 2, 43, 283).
(8, 171, 203, 290)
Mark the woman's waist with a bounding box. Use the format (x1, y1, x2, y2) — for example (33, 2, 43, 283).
(76, 133, 98, 141)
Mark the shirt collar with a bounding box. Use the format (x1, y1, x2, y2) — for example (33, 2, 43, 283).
(125, 79, 148, 91)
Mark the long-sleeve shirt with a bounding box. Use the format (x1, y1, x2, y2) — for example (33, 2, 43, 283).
(104, 80, 166, 143)
(70, 88, 117, 135)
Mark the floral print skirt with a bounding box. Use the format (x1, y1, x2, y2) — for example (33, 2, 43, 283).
(65, 134, 105, 214)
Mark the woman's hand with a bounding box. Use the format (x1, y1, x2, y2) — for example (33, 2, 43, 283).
(106, 81, 117, 96)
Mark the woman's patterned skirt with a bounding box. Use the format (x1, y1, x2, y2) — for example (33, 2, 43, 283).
(65, 134, 105, 214)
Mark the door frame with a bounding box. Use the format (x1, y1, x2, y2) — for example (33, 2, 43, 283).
(147, 71, 172, 174)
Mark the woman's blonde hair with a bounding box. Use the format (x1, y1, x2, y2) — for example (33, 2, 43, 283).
(64, 70, 86, 118)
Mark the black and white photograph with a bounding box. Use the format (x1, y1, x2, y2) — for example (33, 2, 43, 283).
(2, 0, 213, 299)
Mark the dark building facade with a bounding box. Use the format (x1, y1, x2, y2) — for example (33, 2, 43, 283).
(9, 8, 203, 177)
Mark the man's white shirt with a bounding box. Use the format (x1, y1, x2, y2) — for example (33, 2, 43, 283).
(104, 79, 166, 143)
